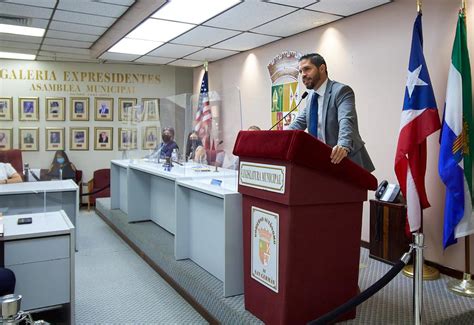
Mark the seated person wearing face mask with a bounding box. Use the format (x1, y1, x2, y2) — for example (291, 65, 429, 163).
(150, 127, 179, 160)
(185, 131, 203, 160)
(0, 162, 22, 184)
(46, 150, 77, 180)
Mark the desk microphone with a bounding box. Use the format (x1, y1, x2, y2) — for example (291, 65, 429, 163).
(269, 91, 308, 130)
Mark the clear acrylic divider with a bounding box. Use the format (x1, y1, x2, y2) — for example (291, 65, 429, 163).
(183, 86, 242, 191)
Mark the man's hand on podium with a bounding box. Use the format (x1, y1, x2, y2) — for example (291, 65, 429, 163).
(330, 145, 349, 164)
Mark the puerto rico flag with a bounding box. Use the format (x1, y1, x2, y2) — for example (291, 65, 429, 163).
(395, 13, 441, 233)
(439, 11, 474, 249)
(194, 70, 212, 149)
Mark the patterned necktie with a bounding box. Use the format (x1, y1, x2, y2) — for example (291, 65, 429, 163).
(308, 92, 319, 138)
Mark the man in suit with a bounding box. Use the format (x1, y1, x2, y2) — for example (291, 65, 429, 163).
(289, 53, 375, 172)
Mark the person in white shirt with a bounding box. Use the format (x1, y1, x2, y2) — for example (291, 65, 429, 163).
(0, 162, 22, 184)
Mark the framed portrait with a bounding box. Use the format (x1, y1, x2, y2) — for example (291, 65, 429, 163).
(0, 128, 13, 151)
(0, 97, 13, 121)
(45, 127, 65, 151)
(118, 127, 138, 151)
(143, 98, 159, 121)
(94, 127, 113, 150)
(118, 98, 137, 121)
(95, 97, 114, 121)
(19, 97, 39, 121)
(143, 126, 158, 149)
(70, 97, 89, 121)
(70, 127, 89, 151)
(19, 127, 39, 151)
(45, 97, 65, 121)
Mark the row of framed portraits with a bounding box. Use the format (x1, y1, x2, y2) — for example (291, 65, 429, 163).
(0, 97, 160, 122)
(0, 126, 160, 152)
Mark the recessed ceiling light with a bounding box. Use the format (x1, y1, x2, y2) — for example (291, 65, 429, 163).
(0, 24, 45, 37)
(127, 19, 194, 42)
(152, 0, 241, 24)
(108, 38, 163, 55)
(0, 51, 36, 60)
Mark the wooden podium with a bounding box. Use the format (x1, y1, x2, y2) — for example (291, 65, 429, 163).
(233, 130, 377, 325)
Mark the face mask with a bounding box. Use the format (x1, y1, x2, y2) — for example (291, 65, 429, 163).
(162, 135, 171, 143)
(57, 157, 65, 164)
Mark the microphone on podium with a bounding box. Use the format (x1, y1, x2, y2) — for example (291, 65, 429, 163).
(269, 91, 308, 130)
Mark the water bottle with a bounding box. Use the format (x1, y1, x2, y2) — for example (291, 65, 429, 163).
(23, 163, 29, 182)
(172, 148, 178, 162)
(59, 167, 63, 180)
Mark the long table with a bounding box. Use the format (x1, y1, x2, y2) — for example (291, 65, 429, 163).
(111, 159, 130, 214)
(175, 177, 243, 297)
(126, 160, 237, 234)
(0, 180, 79, 248)
(1, 210, 75, 323)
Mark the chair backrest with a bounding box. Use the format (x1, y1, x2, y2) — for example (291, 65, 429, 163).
(0, 150, 23, 177)
(205, 149, 223, 164)
(93, 168, 110, 189)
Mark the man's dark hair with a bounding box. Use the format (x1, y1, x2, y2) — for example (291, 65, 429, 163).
(300, 53, 327, 73)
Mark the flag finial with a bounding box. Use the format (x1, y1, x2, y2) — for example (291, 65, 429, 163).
(417, 0, 422, 13)
(204, 61, 208, 72)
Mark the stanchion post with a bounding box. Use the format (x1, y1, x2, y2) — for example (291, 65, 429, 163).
(413, 233, 424, 325)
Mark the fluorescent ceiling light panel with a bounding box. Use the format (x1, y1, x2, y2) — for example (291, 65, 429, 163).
(152, 0, 241, 24)
(127, 19, 194, 42)
(0, 23, 45, 37)
(108, 38, 163, 55)
(0, 51, 36, 60)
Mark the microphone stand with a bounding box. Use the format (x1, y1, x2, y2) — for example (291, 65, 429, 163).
(269, 91, 308, 130)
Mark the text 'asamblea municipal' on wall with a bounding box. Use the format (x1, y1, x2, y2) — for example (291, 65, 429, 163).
(0, 68, 161, 95)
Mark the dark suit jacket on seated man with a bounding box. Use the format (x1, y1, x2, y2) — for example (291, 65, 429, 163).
(289, 53, 375, 172)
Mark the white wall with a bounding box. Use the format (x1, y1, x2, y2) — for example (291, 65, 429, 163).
(196, 0, 474, 271)
(0, 60, 192, 182)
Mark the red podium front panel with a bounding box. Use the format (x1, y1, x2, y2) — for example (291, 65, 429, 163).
(234, 131, 377, 325)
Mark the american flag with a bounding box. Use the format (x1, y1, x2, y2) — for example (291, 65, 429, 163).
(394, 13, 441, 234)
(194, 70, 212, 149)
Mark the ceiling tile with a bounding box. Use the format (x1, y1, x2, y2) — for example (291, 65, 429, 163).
(267, 0, 318, 7)
(99, 0, 135, 6)
(135, 56, 175, 64)
(212, 33, 280, 51)
(168, 59, 202, 68)
(99, 52, 140, 61)
(0, 40, 40, 50)
(0, 34, 42, 44)
(41, 45, 91, 55)
(171, 26, 241, 47)
(148, 43, 202, 58)
(24, 18, 49, 29)
(46, 30, 99, 43)
(0, 47, 37, 55)
(0, 3, 53, 19)
(53, 10, 116, 28)
(38, 51, 93, 60)
(185, 48, 238, 61)
(4, 0, 56, 8)
(57, 2, 129, 18)
(307, 0, 391, 16)
(43, 38, 93, 49)
(252, 9, 341, 37)
(204, 1, 295, 31)
(36, 55, 98, 63)
(49, 21, 107, 36)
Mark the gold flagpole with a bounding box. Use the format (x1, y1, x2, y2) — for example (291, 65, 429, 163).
(204, 61, 208, 72)
(447, 1, 474, 297)
(417, 0, 422, 13)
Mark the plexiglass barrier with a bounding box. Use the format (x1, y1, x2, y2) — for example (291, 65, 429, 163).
(119, 87, 242, 192)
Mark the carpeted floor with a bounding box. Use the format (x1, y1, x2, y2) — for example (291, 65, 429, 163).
(93, 198, 474, 324)
(75, 209, 207, 324)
